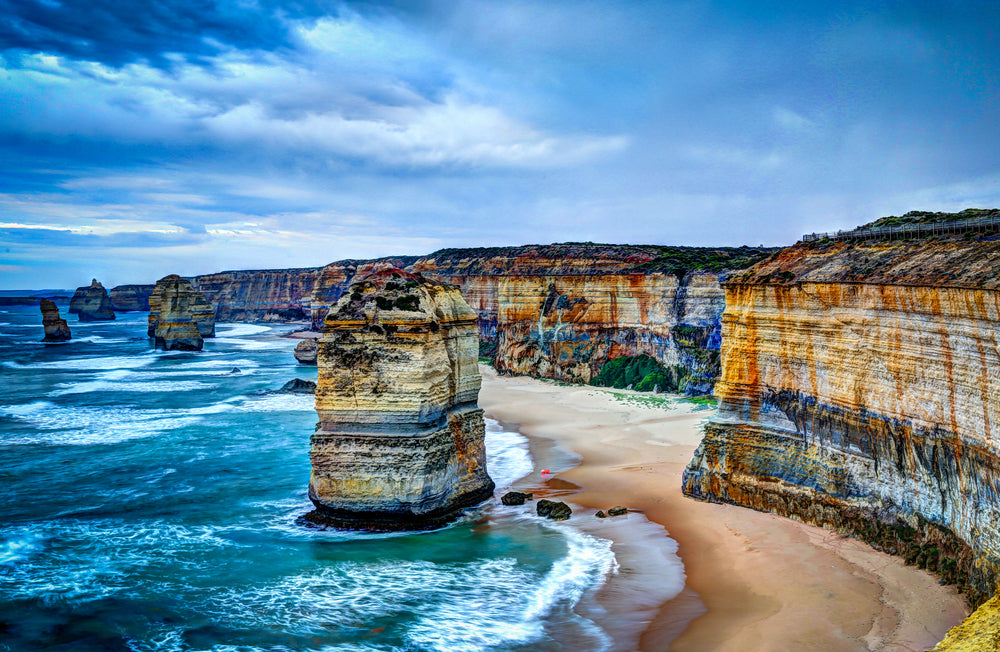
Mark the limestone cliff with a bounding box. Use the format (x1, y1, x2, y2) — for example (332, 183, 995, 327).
(306, 268, 494, 529)
(410, 244, 773, 389)
(147, 275, 215, 344)
(109, 284, 154, 311)
(69, 279, 116, 321)
(683, 232, 1000, 606)
(39, 299, 71, 342)
(191, 268, 322, 322)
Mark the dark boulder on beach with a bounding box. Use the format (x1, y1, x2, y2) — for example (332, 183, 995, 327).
(607, 505, 628, 516)
(280, 378, 316, 394)
(536, 499, 572, 521)
(501, 491, 533, 506)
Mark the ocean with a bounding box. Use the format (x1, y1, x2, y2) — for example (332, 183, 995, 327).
(0, 305, 685, 651)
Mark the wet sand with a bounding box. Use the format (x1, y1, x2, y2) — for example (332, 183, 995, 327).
(478, 366, 967, 651)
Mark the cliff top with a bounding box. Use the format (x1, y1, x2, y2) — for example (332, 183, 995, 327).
(326, 268, 475, 326)
(861, 208, 999, 230)
(412, 243, 778, 277)
(731, 232, 1000, 288)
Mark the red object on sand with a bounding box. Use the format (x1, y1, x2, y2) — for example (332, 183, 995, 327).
(541, 469, 551, 474)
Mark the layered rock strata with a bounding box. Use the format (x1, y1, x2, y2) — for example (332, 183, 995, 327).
(39, 299, 71, 342)
(109, 284, 154, 311)
(148, 275, 215, 339)
(308, 257, 420, 329)
(306, 268, 494, 529)
(69, 279, 116, 321)
(191, 268, 323, 322)
(410, 244, 773, 390)
(683, 234, 1000, 606)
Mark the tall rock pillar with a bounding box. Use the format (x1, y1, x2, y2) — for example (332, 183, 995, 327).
(307, 268, 494, 529)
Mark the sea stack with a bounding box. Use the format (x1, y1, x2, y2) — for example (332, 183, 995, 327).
(69, 279, 116, 321)
(306, 268, 494, 530)
(148, 275, 215, 340)
(293, 338, 318, 364)
(39, 299, 71, 342)
(147, 275, 215, 351)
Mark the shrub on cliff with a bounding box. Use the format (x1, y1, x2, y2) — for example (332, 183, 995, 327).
(591, 355, 686, 393)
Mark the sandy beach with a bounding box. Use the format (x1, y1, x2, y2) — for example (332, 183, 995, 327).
(478, 366, 967, 652)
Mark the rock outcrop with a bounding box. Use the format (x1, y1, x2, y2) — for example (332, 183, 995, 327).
(308, 257, 420, 329)
(39, 299, 71, 342)
(109, 284, 155, 311)
(191, 268, 323, 322)
(306, 268, 495, 529)
(293, 338, 318, 364)
(69, 279, 116, 321)
(148, 275, 215, 339)
(683, 228, 1000, 607)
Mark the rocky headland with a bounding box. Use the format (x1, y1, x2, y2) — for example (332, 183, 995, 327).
(683, 214, 1000, 609)
(109, 284, 155, 311)
(39, 298, 71, 342)
(69, 279, 116, 321)
(305, 268, 495, 530)
(191, 268, 324, 322)
(147, 275, 215, 351)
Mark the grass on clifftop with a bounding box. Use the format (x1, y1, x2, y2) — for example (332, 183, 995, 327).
(861, 208, 1000, 230)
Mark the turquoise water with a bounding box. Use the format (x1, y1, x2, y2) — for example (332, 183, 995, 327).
(0, 306, 642, 652)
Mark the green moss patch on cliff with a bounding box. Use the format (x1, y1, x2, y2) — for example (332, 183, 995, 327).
(590, 354, 688, 393)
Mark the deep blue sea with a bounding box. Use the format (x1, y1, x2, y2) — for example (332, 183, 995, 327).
(0, 305, 686, 652)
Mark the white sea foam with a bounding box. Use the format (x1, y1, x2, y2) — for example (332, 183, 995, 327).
(4, 354, 159, 371)
(228, 393, 315, 412)
(0, 532, 43, 565)
(49, 379, 214, 396)
(215, 323, 272, 337)
(0, 403, 202, 446)
(484, 419, 533, 490)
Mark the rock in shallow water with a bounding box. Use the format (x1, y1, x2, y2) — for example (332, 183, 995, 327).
(280, 378, 316, 394)
(304, 268, 495, 530)
(536, 499, 572, 521)
(293, 338, 318, 364)
(501, 491, 533, 506)
(39, 299, 71, 342)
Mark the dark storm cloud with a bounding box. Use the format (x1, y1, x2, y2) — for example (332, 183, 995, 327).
(0, 0, 334, 67)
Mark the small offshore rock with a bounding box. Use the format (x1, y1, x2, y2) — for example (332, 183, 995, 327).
(230, 367, 241, 374)
(595, 510, 606, 518)
(607, 506, 628, 516)
(536, 499, 572, 521)
(294, 338, 318, 365)
(501, 491, 533, 506)
(280, 378, 316, 394)
(39, 299, 71, 342)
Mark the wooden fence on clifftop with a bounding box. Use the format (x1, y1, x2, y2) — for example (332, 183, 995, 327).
(801, 214, 1000, 243)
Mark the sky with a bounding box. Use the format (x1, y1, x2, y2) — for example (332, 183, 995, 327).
(1, 0, 999, 289)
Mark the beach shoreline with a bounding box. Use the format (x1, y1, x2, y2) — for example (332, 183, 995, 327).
(478, 366, 967, 651)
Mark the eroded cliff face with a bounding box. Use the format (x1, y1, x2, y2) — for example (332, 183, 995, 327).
(109, 284, 154, 311)
(409, 245, 766, 388)
(683, 236, 1000, 605)
(307, 268, 494, 529)
(191, 268, 322, 322)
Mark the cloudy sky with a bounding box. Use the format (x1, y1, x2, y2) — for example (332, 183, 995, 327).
(2, 0, 998, 288)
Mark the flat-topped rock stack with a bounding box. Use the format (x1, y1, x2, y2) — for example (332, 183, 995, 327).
(39, 299, 71, 342)
(147, 275, 216, 351)
(305, 268, 494, 530)
(69, 279, 115, 322)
